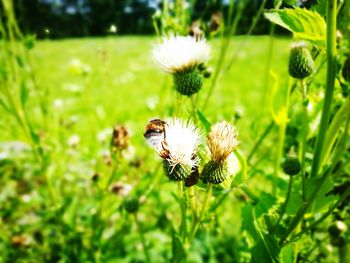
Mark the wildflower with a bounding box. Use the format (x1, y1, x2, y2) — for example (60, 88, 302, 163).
(68, 134, 80, 148)
(161, 119, 200, 181)
(202, 122, 239, 184)
(153, 36, 210, 96)
(145, 118, 201, 181)
(288, 41, 315, 79)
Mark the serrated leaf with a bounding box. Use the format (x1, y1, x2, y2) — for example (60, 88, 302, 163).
(196, 110, 211, 134)
(264, 8, 326, 47)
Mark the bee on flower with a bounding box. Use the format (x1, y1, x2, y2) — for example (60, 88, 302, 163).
(201, 121, 239, 184)
(153, 36, 210, 96)
(144, 118, 200, 181)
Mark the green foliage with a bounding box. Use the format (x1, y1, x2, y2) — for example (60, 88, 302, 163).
(264, 7, 326, 46)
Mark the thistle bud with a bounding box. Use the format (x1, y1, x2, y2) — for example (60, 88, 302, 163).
(283, 157, 301, 176)
(123, 197, 139, 214)
(174, 70, 202, 96)
(201, 161, 228, 184)
(163, 160, 192, 181)
(288, 42, 315, 79)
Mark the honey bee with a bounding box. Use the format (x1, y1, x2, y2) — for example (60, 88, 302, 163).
(144, 119, 167, 151)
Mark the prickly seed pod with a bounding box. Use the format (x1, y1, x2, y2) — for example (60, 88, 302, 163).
(288, 42, 315, 79)
(123, 197, 139, 214)
(201, 161, 229, 184)
(283, 157, 301, 176)
(174, 70, 202, 96)
(163, 160, 192, 181)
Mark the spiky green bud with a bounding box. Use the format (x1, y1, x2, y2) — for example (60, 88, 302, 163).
(123, 197, 139, 213)
(163, 160, 191, 181)
(288, 43, 315, 79)
(201, 161, 228, 184)
(283, 157, 301, 176)
(174, 70, 202, 96)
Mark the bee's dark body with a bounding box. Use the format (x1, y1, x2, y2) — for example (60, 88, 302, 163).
(144, 119, 167, 139)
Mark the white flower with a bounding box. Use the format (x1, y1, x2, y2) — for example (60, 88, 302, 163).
(162, 118, 200, 170)
(153, 36, 210, 74)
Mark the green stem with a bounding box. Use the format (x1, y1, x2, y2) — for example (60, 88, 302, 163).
(309, 0, 337, 178)
(272, 78, 292, 196)
(178, 181, 187, 243)
(300, 79, 309, 201)
(289, 188, 350, 243)
(190, 95, 198, 124)
(201, 0, 238, 110)
(134, 213, 151, 263)
(279, 166, 332, 246)
(274, 176, 294, 230)
(189, 183, 212, 241)
(247, 121, 274, 164)
(188, 186, 197, 219)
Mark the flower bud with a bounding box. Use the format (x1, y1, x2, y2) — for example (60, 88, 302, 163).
(283, 157, 301, 176)
(174, 70, 202, 96)
(201, 160, 229, 184)
(123, 197, 139, 214)
(163, 160, 192, 181)
(288, 42, 315, 79)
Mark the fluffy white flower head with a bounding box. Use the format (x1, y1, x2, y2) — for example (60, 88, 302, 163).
(163, 118, 200, 170)
(208, 121, 239, 163)
(153, 36, 210, 74)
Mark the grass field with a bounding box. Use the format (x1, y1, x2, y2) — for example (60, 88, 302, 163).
(1, 35, 333, 262)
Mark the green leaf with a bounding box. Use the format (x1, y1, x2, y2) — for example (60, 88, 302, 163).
(172, 231, 186, 263)
(20, 81, 29, 106)
(281, 243, 295, 263)
(264, 8, 326, 47)
(196, 110, 211, 134)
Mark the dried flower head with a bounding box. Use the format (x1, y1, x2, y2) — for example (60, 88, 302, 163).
(208, 121, 239, 163)
(153, 36, 210, 74)
(111, 124, 129, 151)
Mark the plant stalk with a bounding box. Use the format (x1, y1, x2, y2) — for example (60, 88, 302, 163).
(309, 0, 337, 178)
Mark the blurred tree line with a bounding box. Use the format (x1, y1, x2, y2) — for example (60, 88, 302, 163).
(0, 0, 288, 39)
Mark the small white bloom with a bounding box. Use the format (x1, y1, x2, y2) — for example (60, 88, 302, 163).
(68, 134, 80, 147)
(163, 118, 200, 170)
(153, 36, 210, 74)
